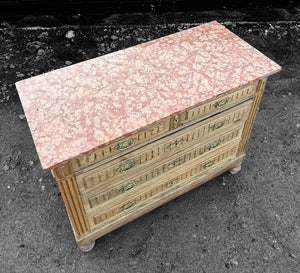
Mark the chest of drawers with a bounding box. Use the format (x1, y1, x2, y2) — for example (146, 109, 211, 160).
(16, 21, 281, 251)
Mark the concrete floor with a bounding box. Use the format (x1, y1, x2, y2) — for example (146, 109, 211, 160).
(0, 18, 300, 272)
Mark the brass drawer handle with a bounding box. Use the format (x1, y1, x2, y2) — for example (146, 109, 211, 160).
(117, 161, 136, 173)
(120, 181, 138, 193)
(167, 139, 184, 150)
(208, 140, 221, 150)
(203, 160, 216, 169)
(167, 159, 183, 169)
(165, 178, 179, 187)
(212, 121, 225, 131)
(120, 200, 136, 211)
(114, 138, 136, 151)
(214, 97, 230, 108)
(173, 115, 179, 129)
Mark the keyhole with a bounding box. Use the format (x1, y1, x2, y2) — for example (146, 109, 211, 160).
(173, 115, 179, 128)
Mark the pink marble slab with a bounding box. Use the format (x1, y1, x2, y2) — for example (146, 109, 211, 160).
(15, 21, 281, 171)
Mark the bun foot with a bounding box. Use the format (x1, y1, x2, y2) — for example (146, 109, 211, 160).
(229, 163, 242, 174)
(79, 241, 95, 252)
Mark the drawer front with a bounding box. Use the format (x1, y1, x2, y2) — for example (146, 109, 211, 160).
(182, 83, 256, 125)
(87, 142, 239, 230)
(76, 100, 252, 195)
(82, 128, 243, 213)
(71, 117, 171, 172)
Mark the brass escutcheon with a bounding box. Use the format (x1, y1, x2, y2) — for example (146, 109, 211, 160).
(117, 161, 136, 173)
(173, 115, 179, 129)
(167, 139, 184, 150)
(114, 138, 136, 151)
(120, 200, 136, 211)
(203, 160, 216, 169)
(165, 178, 179, 187)
(120, 181, 138, 193)
(214, 97, 230, 108)
(212, 121, 225, 131)
(167, 159, 183, 169)
(208, 140, 222, 150)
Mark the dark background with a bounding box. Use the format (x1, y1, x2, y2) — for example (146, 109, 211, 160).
(1, 0, 300, 271)
(1, 0, 300, 26)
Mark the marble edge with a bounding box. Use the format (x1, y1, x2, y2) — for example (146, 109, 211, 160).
(168, 70, 281, 115)
(15, 81, 47, 171)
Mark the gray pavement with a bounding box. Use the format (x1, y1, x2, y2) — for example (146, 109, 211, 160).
(0, 18, 300, 272)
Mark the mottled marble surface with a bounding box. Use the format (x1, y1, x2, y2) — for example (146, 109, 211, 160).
(15, 21, 281, 171)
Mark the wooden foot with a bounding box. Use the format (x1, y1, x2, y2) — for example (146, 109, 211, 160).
(229, 163, 242, 174)
(79, 240, 95, 252)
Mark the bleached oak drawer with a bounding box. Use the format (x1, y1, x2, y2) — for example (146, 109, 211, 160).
(71, 117, 172, 172)
(75, 100, 252, 195)
(87, 141, 239, 230)
(81, 126, 244, 213)
(179, 82, 257, 127)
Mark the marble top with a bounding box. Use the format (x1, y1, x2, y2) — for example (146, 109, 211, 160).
(16, 21, 281, 171)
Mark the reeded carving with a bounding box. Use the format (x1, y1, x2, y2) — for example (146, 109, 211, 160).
(237, 78, 267, 155)
(53, 163, 89, 238)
